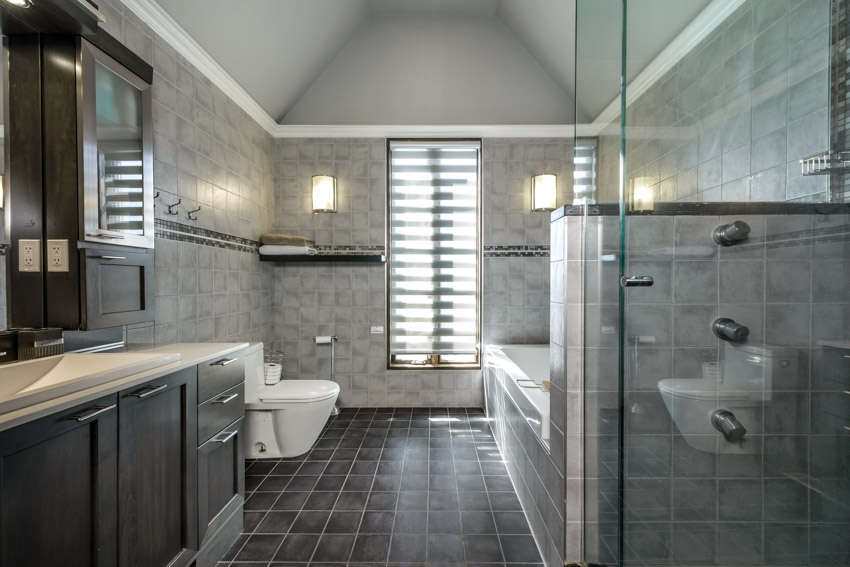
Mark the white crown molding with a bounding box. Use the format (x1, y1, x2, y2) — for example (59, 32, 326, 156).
(590, 0, 746, 131)
(121, 0, 279, 135)
(271, 124, 575, 138)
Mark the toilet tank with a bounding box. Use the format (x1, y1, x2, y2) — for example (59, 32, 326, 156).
(722, 342, 799, 395)
(244, 342, 265, 397)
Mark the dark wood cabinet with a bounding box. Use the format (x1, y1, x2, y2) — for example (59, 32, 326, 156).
(78, 244, 155, 330)
(0, 393, 118, 567)
(198, 417, 245, 546)
(118, 366, 198, 567)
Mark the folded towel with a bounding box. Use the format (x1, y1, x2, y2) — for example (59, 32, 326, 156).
(260, 233, 316, 247)
(259, 245, 317, 256)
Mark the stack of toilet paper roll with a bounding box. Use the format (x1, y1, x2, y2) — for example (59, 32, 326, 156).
(264, 363, 282, 385)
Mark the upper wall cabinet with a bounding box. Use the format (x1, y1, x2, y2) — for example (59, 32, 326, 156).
(79, 38, 154, 249)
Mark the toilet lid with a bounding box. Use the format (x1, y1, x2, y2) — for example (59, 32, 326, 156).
(657, 378, 758, 401)
(259, 380, 340, 403)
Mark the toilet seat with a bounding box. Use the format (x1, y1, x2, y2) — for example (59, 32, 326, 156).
(249, 379, 339, 405)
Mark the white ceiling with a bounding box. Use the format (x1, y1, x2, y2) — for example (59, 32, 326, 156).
(153, 0, 713, 125)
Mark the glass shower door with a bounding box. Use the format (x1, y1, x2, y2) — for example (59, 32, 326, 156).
(616, 0, 850, 566)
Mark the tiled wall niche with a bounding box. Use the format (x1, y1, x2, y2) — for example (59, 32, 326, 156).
(94, 0, 277, 347)
(271, 138, 574, 407)
(598, 0, 831, 204)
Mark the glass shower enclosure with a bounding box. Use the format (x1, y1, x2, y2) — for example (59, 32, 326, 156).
(566, 0, 850, 565)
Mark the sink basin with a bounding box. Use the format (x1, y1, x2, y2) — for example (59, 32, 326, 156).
(0, 352, 181, 415)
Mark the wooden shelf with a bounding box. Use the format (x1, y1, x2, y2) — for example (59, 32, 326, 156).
(259, 254, 386, 263)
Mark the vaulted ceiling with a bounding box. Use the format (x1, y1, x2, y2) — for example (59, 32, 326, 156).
(153, 0, 712, 126)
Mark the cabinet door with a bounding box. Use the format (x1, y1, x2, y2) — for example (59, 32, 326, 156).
(119, 367, 198, 567)
(198, 417, 244, 546)
(0, 394, 118, 567)
(82, 245, 155, 330)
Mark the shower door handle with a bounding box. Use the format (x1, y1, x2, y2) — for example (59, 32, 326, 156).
(620, 276, 654, 287)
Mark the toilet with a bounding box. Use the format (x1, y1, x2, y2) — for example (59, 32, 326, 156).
(658, 342, 798, 454)
(243, 342, 340, 459)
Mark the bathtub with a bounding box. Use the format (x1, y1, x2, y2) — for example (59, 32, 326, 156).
(484, 344, 550, 443)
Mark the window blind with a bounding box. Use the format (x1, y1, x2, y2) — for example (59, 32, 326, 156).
(573, 138, 597, 203)
(388, 141, 480, 361)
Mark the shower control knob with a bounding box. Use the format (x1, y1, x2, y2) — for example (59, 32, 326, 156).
(712, 318, 749, 342)
(620, 275, 654, 287)
(713, 220, 751, 246)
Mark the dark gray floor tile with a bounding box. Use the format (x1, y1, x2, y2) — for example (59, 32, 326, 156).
(402, 460, 429, 475)
(324, 461, 354, 475)
(429, 491, 459, 511)
(290, 511, 331, 533)
(343, 475, 374, 491)
(245, 492, 278, 511)
(311, 534, 356, 562)
(272, 491, 309, 511)
(456, 475, 486, 491)
(389, 534, 427, 562)
(459, 492, 491, 511)
(304, 491, 339, 511)
(243, 511, 264, 533)
(350, 534, 391, 562)
(397, 491, 428, 510)
(454, 462, 482, 475)
(367, 491, 399, 510)
(484, 475, 515, 492)
(429, 461, 455, 475)
(429, 475, 457, 491)
(464, 534, 505, 562)
(325, 511, 362, 533)
(248, 461, 277, 475)
(372, 474, 401, 491)
(395, 511, 428, 533)
(378, 461, 404, 475)
(351, 460, 379, 475)
(297, 461, 328, 476)
(245, 475, 265, 492)
(501, 535, 542, 562)
(221, 533, 247, 561)
(256, 511, 298, 534)
(286, 475, 319, 491)
(360, 511, 395, 533)
(258, 475, 292, 492)
(461, 511, 497, 534)
(335, 491, 369, 510)
(427, 534, 465, 562)
(314, 475, 346, 491)
(235, 534, 283, 561)
(489, 492, 522, 511)
(480, 462, 508, 475)
(428, 511, 461, 534)
(493, 511, 532, 534)
(400, 475, 428, 491)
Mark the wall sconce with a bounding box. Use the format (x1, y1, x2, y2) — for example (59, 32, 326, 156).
(312, 175, 337, 213)
(531, 174, 557, 212)
(630, 177, 655, 212)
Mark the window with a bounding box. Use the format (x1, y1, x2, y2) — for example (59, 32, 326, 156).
(387, 140, 481, 369)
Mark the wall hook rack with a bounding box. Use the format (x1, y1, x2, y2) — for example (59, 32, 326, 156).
(187, 206, 201, 221)
(166, 199, 181, 215)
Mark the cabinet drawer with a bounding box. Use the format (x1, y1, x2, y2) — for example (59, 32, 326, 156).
(198, 383, 244, 445)
(198, 352, 245, 403)
(198, 417, 244, 547)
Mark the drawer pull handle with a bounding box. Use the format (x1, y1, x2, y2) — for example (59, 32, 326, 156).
(212, 430, 238, 443)
(93, 255, 126, 260)
(212, 393, 239, 405)
(86, 233, 125, 239)
(211, 358, 237, 367)
(67, 404, 116, 422)
(129, 384, 168, 398)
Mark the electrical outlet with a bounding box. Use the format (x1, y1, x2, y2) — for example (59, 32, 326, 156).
(19, 239, 41, 272)
(370, 325, 384, 334)
(47, 239, 69, 272)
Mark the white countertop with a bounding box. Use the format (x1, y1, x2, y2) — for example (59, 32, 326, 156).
(0, 342, 249, 433)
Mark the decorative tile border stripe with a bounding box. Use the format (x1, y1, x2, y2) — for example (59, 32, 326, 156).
(154, 219, 259, 253)
(154, 219, 258, 248)
(484, 245, 550, 258)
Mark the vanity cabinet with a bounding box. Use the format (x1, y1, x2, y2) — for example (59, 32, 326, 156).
(118, 367, 198, 567)
(0, 348, 246, 567)
(0, 393, 118, 567)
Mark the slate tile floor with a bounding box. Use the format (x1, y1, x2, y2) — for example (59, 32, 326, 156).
(218, 407, 543, 567)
